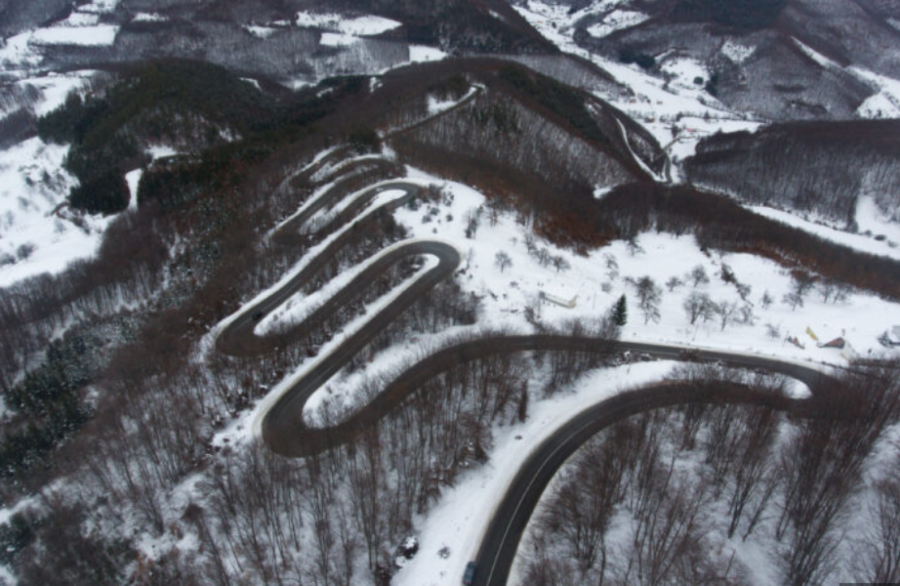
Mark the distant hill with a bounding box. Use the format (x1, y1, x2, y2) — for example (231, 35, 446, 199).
(566, 0, 900, 120)
(2, 0, 555, 84)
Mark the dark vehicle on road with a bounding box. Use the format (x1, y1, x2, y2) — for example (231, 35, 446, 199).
(678, 348, 701, 362)
(252, 310, 264, 322)
(463, 562, 477, 585)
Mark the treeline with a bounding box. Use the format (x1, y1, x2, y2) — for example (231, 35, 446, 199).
(0, 329, 98, 489)
(522, 359, 900, 585)
(0, 63, 361, 492)
(351, 0, 553, 53)
(685, 121, 900, 227)
(492, 54, 628, 98)
(673, 0, 788, 29)
(603, 183, 900, 299)
(36, 60, 369, 214)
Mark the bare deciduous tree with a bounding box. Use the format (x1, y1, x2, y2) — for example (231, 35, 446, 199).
(635, 276, 662, 324)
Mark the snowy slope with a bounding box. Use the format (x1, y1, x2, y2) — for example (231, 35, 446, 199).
(0, 138, 115, 287)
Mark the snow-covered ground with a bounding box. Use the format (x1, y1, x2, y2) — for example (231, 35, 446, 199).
(396, 167, 898, 365)
(31, 24, 119, 47)
(294, 12, 402, 36)
(510, 0, 761, 159)
(749, 204, 900, 261)
(856, 195, 900, 239)
(132, 12, 168, 23)
(408, 45, 447, 63)
(393, 360, 679, 586)
(510, 0, 900, 252)
(0, 114, 179, 287)
(208, 151, 900, 456)
(0, 138, 115, 287)
(852, 66, 900, 118)
(585, 9, 649, 38)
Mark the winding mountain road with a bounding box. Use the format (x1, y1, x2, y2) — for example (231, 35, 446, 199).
(214, 124, 839, 586)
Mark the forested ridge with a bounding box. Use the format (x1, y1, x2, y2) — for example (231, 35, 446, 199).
(1, 52, 899, 586)
(685, 120, 900, 227)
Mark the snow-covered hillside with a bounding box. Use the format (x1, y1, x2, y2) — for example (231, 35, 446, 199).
(204, 147, 900, 586)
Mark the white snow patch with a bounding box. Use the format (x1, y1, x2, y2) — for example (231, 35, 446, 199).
(852, 66, 900, 119)
(0, 32, 42, 70)
(339, 15, 402, 36)
(594, 185, 614, 200)
(132, 12, 168, 23)
(77, 0, 121, 14)
(792, 38, 840, 69)
(125, 168, 143, 211)
(392, 167, 899, 365)
(409, 45, 447, 63)
(244, 25, 279, 38)
(586, 10, 648, 38)
(320, 32, 360, 47)
(294, 11, 401, 35)
(241, 77, 262, 91)
(62, 11, 101, 26)
(16, 71, 97, 116)
(661, 57, 710, 89)
(146, 145, 178, 160)
(721, 40, 755, 63)
(855, 196, 900, 243)
(427, 87, 476, 115)
(31, 25, 119, 46)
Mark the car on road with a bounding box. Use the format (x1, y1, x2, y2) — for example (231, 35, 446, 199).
(252, 310, 264, 322)
(678, 349, 701, 362)
(463, 562, 478, 585)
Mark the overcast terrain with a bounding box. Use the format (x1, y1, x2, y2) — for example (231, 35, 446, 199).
(1, 1, 899, 585)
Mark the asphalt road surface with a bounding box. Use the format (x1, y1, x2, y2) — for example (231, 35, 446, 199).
(470, 351, 829, 586)
(216, 150, 837, 586)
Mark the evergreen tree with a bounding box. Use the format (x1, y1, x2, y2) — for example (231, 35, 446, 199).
(612, 294, 628, 327)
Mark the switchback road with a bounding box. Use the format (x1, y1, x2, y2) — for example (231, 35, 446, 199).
(216, 147, 835, 586)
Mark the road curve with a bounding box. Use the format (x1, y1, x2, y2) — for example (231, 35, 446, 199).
(217, 180, 437, 357)
(471, 379, 805, 586)
(216, 147, 836, 586)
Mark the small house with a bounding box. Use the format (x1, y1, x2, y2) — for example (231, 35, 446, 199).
(820, 337, 845, 350)
(540, 291, 578, 309)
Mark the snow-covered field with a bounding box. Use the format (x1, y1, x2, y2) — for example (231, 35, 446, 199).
(294, 12, 402, 36)
(30, 24, 119, 47)
(585, 10, 648, 38)
(2, 0, 900, 577)
(395, 167, 897, 365)
(0, 138, 115, 287)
